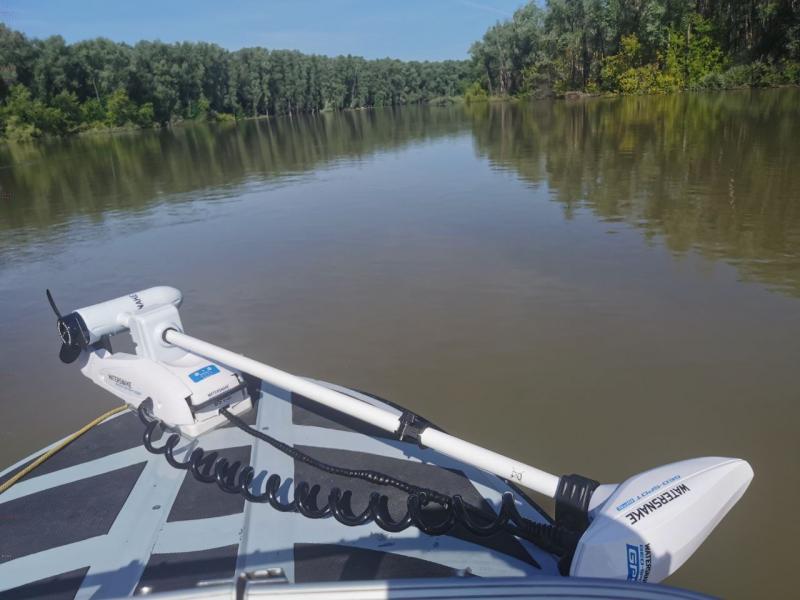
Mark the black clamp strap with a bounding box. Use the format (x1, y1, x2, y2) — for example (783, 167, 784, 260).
(555, 473, 600, 575)
(395, 411, 430, 447)
(556, 473, 600, 532)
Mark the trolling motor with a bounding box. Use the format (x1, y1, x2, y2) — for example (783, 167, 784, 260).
(47, 287, 252, 436)
(48, 287, 753, 584)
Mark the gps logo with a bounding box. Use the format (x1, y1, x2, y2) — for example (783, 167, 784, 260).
(625, 543, 652, 582)
(626, 544, 641, 581)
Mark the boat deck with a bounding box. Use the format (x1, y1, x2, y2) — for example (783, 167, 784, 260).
(0, 381, 557, 598)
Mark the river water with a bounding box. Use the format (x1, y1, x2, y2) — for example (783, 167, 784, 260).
(1, 88, 798, 598)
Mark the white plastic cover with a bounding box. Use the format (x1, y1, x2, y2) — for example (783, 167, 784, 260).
(76, 286, 182, 343)
(570, 457, 753, 583)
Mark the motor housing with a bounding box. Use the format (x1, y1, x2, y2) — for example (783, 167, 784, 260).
(570, 457, 753, 583)
(61, 287, 252, 436)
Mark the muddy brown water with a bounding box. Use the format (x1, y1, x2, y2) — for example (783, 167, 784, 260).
(1, 89, 798, 598)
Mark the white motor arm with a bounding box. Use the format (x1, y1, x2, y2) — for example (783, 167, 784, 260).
(165, 327, 562, 499)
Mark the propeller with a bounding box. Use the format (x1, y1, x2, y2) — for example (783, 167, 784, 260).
(46, 289, 84, 364)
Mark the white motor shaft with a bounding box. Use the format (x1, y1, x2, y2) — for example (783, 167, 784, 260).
(164, 328, 561, 498)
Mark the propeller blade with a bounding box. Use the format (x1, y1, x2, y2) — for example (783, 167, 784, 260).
(48, 289, 83, 363)
(59, 342, 82, 364)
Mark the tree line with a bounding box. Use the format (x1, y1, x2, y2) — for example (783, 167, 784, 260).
(1, 1, 799, 140)
(0, 24, 471, 140)
(470, 1, 800, 97)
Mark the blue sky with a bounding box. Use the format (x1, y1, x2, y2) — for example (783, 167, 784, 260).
(1, 0, 527, 61)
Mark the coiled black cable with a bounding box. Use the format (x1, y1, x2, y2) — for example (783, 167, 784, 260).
(138, 404, 575, 559)
(222, 407, 451, 506)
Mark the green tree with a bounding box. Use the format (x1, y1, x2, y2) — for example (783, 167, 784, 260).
(49, 90, 80, 133)
(80, 97, 105, 125)
(683, 14, 725, 85)
(135, 102, 154, 127)
(464, 81, 488, 103)
(106, 88, 136, 126)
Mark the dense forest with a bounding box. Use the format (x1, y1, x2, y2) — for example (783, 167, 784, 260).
(470, 0, 800, 97)
(0, 25, 472, 140)
(0, 1, 799, 140)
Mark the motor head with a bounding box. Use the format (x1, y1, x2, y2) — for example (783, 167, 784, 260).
(47, 286, 252, 437)
(569, 456, 753, 583)
(47, 287, 182, 363)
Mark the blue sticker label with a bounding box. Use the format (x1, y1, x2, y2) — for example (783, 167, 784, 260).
(189, 364, 220, 382)
(626, 544, 641, 581)
(626, 543, 652, 582)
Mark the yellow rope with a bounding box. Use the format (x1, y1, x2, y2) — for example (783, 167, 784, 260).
(0, 405, 127, 495)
